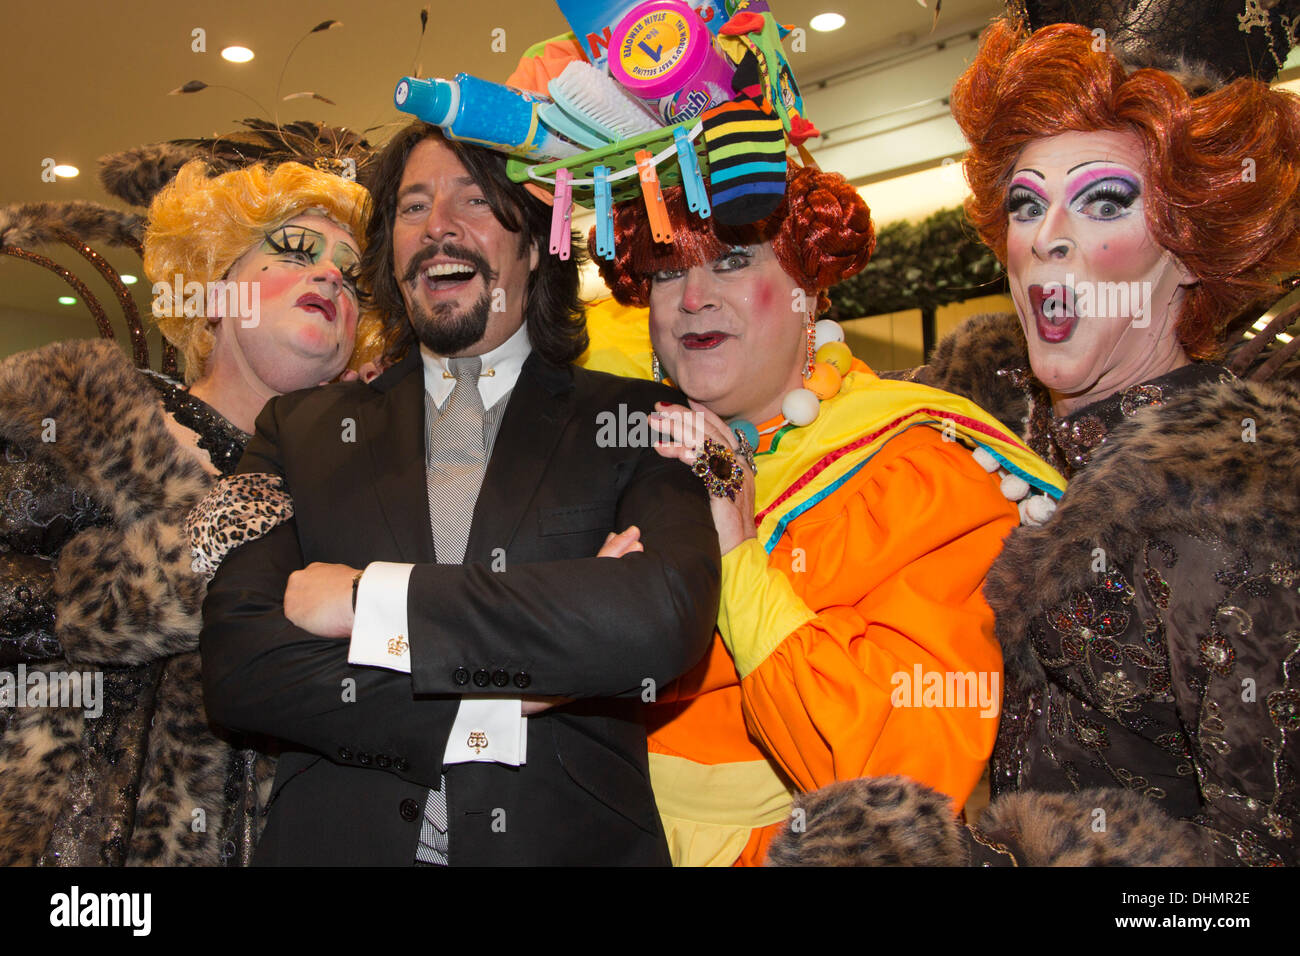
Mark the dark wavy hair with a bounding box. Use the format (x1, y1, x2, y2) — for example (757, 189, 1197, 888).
(951, 18, 1300, 359)
(360, 122, 587, 366)
(593, 163, 875, 317)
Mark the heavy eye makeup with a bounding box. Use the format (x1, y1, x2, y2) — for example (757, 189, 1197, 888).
(1070, 176, 1140, 220)
(650, 246, 754, 284)
(712, 246, 754, 272)
(1007, 182, 1047, 222)
(263, 225, 324, 261)
(263, 225, 362, 297)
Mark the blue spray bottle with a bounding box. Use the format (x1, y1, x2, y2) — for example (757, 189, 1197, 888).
(394, 74, 583, 161)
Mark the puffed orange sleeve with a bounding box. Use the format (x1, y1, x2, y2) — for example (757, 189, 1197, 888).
(717, 426, 1016, 810)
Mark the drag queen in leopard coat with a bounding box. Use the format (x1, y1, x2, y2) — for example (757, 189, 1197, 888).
(0, 159, 376, 865)
(769, 7, 1300, 867)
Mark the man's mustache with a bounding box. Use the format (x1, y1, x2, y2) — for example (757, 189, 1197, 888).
(401, 242, 497, 285)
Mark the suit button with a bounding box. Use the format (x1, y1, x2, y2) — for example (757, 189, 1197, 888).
(492, 669, 509, 687)
(338, 748, 353, 761)
(357, 752, 372, 766)
(472, 668, 490, 688)
(399, 799, 420, 822)
(452, 667, 470, 686)
(513, 671, 531, 689)
(394, 757, 409, 772)
(376, 754, 392, 769)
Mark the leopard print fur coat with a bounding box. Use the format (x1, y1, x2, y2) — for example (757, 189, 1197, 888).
(0, 339, 273, 865)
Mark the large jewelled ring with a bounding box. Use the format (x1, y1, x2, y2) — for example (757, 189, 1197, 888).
(691, 438, 744, 501)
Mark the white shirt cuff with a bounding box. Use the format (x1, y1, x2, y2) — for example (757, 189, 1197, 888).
(347, 561, 528, 765)
(347, 562, 414, 672)
(444, 698, 527, 766)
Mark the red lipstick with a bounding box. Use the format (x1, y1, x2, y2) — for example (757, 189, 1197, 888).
(1027, 284, 1077, 343)
(681, 332, 730, 349)
(296, 293, 336, 322)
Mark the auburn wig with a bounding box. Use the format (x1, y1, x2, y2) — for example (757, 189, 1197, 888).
(144, 160, 382, 381)
(951, 18, 1300, 359)
(593, 163, 875, 318)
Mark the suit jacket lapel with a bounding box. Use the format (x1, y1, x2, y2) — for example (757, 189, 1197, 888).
(466, 352, 575, 561)
(360, 349, 436, 565)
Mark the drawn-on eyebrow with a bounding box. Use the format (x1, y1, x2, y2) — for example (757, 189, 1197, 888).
(1067, 159, 1115, 174)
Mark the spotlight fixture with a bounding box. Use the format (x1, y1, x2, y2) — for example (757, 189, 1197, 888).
(810, 13, 846, 32)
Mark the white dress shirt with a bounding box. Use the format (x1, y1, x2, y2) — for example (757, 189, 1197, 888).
(348, 321, 533, 765)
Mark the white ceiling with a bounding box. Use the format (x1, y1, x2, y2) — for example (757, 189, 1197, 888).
(0, 0, 1003, 337)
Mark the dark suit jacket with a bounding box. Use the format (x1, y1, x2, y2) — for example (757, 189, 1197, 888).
(200, 347, 720, 865)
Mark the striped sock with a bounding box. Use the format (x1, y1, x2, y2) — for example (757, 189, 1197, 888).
(701, 96, 787, 226)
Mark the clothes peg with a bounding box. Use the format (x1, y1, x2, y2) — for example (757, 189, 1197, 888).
(593, 165, 615, 260)
(674, 126, 711, 219)
(549, 167, 573, 260)
(635, 149, 674, 244)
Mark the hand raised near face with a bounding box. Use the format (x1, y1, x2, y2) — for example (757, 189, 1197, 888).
(649, 400, 757, 555)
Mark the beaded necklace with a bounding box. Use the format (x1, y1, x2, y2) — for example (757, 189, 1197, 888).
(728, 319, 853, 455)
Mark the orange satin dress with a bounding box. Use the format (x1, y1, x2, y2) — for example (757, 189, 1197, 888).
(646, 403, 1020, 866)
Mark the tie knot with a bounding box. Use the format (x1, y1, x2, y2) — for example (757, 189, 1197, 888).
(448, 356, 482, 381)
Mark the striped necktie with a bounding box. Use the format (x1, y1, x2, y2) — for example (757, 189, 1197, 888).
(416, 355, 485, 865)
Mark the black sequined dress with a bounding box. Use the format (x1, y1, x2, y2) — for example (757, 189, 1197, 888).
(987, 362, 1299, 866)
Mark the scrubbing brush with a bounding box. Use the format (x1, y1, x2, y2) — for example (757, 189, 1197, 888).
(546, 60, 662, 143)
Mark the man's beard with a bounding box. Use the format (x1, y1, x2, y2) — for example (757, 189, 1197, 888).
(409, 290, 492, 355)
(401, 241, 498, 355)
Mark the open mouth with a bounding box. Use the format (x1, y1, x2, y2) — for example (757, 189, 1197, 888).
(296, 293, 336, 322)
(1028, 284, 1078, 344)
(421, 260, 479, 292)
(680, 331, 731, 350)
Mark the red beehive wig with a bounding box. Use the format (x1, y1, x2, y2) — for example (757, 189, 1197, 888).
(951, 18, 1300, 359)
(593, 163, 876, 318)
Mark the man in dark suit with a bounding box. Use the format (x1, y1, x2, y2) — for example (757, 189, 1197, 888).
(200, 123, 720, 865)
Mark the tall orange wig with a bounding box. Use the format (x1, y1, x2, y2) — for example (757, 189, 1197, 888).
(593, 163, 875, 318)
(951, 18, 1300, 359)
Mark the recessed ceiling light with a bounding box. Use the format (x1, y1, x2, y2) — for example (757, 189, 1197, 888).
(120, 274, 138, 285)
(810, 13, 846, 32)
(52, 164, 79, 178)
(58, 296, 77, 305)
(222, 46, 254, 63)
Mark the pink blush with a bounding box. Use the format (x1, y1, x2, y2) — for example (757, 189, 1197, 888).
(254, 272, 299, 301)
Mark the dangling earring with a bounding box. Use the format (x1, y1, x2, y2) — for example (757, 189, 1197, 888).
(804, 310, 816, 379)
(652, 349, 663, 384)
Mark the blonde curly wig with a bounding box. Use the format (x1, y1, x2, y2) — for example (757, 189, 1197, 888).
(143, 160, 382, 382)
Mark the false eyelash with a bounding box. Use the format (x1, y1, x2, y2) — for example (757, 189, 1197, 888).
(1080, 185, 1137, 207)
(1006, 186, 1044, 212)
(264, 227, 318, 256)
(341, 270, 367, 298)
(1076, 178, 1140, 204)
